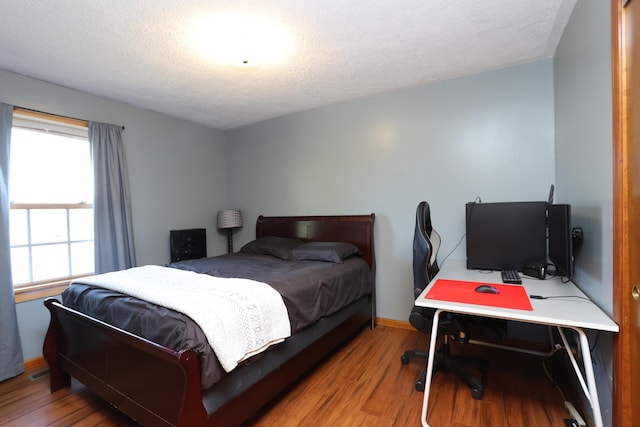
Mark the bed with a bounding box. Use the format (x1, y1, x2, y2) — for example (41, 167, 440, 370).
(43, 214, 376, 426)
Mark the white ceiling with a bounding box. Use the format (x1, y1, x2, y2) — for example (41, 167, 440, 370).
(0, 0, 576, 131)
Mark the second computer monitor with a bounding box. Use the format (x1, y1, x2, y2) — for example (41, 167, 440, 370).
(466, 201, 548, 272)
(547, 204, 574, 279)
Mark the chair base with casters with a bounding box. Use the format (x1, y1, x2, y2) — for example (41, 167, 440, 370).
(401, 336, 486, 400)
(401, 309, 505, 400)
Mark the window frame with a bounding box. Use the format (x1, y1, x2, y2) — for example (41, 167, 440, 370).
(9, 108, 92, 303)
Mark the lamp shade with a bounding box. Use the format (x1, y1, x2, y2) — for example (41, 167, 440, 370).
(217, 209, 243, 229)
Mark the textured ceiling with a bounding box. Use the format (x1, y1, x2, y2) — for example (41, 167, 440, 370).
(0, 0, 576, 130)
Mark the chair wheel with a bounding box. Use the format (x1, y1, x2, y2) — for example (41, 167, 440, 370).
(471, 388, 483, 400)
(400, 354, 409, 365)
(415, 380, 425, 392)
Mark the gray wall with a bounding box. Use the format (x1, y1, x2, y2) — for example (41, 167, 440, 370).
(554, 0, 613, 314)
(1, 69, 229, 359)
(227, 59, 556, 322)
(553, 0, 614, 425)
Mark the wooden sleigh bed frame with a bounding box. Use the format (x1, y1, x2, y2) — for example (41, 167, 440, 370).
(43, 214, 376, 426)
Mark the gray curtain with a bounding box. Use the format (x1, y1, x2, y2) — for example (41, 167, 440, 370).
(0, 102, 24, 381)
(90, 122, 136, 273)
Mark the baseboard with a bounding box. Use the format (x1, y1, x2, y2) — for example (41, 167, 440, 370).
(24, 356, 46, 371)
(376, 317, 556, 355)
(376, 317, 415, 330)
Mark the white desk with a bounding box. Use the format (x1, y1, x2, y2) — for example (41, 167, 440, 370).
(415, 260, 618, 427)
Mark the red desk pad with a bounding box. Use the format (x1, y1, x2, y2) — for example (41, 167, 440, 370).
(424, 279, 533, 311)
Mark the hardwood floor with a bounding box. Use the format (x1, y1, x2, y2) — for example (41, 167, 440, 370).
(0, 325, 572, 426)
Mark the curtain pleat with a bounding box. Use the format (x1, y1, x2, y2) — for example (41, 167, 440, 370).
(0, 102, 24, 381)
(90, 122, 136, 273)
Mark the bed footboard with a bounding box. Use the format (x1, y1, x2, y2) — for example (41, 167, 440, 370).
(44, 296, 371, 426)
(43, 298, 208, 426)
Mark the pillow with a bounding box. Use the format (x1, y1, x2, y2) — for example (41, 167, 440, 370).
(291, 241, 360, 263)
(239, 236, 304, 260)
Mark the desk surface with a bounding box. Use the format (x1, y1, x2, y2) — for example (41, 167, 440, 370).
(415, 260, 618, 333)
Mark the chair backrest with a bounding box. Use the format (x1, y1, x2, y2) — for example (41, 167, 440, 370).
(412, 201, 441, 297)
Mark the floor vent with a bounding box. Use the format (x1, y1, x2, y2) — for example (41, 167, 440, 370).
(28, 369, 49, 381)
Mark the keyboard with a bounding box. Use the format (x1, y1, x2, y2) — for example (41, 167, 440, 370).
(501, 269, 522, 284)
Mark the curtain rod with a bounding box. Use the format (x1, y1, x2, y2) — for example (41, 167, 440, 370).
(13, 106, 125, 130)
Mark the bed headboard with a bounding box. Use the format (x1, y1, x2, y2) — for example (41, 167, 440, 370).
(255, 214, 376, 271)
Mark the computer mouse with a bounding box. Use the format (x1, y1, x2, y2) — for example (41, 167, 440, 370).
(475, 285, 500, 294)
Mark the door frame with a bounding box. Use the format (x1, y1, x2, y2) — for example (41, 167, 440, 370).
(611, 0, 638, 426)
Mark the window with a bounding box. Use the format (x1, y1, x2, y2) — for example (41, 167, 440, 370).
(9, 108, 93, 302)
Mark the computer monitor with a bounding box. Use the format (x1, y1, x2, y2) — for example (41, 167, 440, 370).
(547, 204, 574, 279)
(466, 201, 548, 271)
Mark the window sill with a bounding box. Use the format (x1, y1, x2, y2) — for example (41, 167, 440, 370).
(14, 274, 91, 303)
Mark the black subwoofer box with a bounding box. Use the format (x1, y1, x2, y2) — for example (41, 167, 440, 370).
(170, 228, 206, 263)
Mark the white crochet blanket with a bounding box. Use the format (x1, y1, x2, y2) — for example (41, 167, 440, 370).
(75, 265, 291, 372)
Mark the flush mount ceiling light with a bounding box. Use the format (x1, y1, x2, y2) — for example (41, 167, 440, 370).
(189, 14, 295, 67)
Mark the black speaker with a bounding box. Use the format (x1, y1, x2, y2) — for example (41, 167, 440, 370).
(523, 260, 546, 279)
(170, 228, 207, 263)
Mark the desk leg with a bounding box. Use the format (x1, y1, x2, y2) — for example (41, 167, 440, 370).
(421, 309, 442, 427)
(557, 326, 604, 427)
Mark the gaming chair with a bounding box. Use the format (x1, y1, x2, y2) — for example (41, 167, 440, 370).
(401, 201, 499, 400)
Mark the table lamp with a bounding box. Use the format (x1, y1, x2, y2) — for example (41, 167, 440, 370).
(217, 209, 243, 253)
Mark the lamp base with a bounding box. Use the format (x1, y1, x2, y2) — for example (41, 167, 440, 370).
(226, 229, 233, 254)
